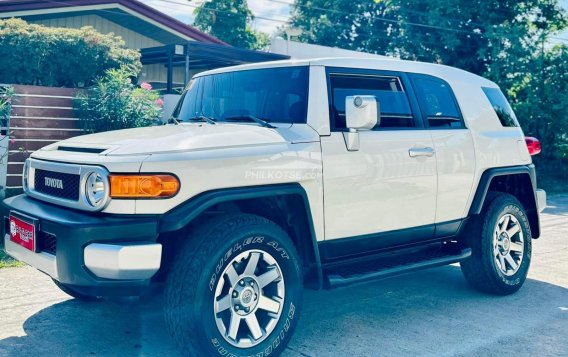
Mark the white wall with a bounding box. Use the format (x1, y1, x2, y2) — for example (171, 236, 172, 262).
(270, 38, 391, 60)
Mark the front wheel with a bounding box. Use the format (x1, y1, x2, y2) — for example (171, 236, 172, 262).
(460, 192, 532, 295)
(164, 214, 303, 357)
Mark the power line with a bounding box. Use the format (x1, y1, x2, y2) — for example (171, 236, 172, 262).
(267, 0, 491, 31)
(156, 0, 487, 49)
(39, 0, 568, 46)
(161, 0, 568, 45)
(159, 0, 289, 23)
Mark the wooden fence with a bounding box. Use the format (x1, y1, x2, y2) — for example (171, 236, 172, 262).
(7, 85, 83, 189)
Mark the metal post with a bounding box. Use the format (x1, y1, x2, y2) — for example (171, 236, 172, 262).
(166, 45, 173, 94)
(184, 43, 190, 87)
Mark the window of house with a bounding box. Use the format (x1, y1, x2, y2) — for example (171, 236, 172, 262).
(482, 87, 520, 127)
(329, 74, 414, 129)
(412, 76, 463, 128)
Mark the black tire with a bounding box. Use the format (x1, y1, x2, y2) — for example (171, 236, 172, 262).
(164, 214, 303, 357)
(52, 279, 102, 301)
(460, 192, 532, 295)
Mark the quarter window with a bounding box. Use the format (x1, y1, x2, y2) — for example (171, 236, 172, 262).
(482, 87, 519, 127)
(412, 76, 463, 128)
(329, 74, 414, 129)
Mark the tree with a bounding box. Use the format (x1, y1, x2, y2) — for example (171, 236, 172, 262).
(287, 0, 401, 55)
(193, 0, 269, 50)
(287, 1, 566, 80)
(393, 1, 566, 87)
(511, 45, 568, 160)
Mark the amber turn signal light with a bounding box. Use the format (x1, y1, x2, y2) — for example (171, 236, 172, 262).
(109, 174, 180, 198)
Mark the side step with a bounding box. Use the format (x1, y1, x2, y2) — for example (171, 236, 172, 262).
(325, 248, 472, 288)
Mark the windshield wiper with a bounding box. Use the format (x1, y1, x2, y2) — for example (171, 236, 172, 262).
(168, 116, 180, 125)
(186, 115, 217, 125)
(224, 115, 276, 129)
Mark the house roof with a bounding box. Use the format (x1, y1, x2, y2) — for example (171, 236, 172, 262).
(142, 42, 290, 69)
(0, 0, 227, 45)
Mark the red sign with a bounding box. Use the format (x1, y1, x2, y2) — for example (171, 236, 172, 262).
(9, 215, 36, 252)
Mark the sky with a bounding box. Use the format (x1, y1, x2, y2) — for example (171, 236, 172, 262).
(561, 0, 568, 41)
(144, 0, 568, 41)
(143, 0, 292, 35)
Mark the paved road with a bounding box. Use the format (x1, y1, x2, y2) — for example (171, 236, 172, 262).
(1, 195, 567, 357)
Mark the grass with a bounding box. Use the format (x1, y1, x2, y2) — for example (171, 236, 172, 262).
(0, 188, 25, 268)
(0, 248, 23, 268)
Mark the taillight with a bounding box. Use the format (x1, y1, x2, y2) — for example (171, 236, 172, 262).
(525, 137, 541, 156)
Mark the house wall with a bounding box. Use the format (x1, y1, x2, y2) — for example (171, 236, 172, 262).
(29, 14, 163, 49)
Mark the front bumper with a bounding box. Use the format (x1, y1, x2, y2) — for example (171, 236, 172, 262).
(2, 195, 161, 297)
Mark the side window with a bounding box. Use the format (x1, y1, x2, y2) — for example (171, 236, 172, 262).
(412, 76, 463, 129)
(329, 74, 414, 130)
(482, 87, 519, 127)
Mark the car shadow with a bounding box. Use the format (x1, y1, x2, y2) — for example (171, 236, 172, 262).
(1, 265, 568, 357)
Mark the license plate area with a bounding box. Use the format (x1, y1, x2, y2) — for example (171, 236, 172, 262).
(8, 212, 38, 252)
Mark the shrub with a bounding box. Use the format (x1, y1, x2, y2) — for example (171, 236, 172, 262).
(76, 67, 163, 133)
(0, 85, 15, 160)
(0, 85, 13, 123)
(0, 85, 26, 164)
(0, 18, 141, 87)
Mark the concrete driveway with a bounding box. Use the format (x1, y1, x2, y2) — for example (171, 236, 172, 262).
(1, 195, 567, 357)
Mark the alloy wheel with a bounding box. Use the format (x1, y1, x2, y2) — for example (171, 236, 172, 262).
(213, 249, 285, 348)
(493, 213, 524, 276)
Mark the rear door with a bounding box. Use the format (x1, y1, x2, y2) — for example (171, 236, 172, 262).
(409, 74, 476, 232)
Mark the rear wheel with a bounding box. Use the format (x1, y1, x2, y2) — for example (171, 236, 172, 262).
(164, 214, 303, 356)
(460, 193, 532, 295)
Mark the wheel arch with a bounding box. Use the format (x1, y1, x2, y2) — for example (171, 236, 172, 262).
(469, 165, 541, 238)
(157, 183, 323, 289)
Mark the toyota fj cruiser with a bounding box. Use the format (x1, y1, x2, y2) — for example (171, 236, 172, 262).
(3, 58, 547, 356)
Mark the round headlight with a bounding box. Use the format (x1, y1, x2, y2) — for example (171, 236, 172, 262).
(22, 159, 30, 191)
(85, 172, 107, 208)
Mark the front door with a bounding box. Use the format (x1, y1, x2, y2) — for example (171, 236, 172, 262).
(321, 69, 437, 257)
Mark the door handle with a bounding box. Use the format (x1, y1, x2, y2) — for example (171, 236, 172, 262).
(409, 147, 435, 158)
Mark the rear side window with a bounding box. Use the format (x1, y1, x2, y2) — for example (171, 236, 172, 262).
(412, 76, 463, 129)
(329, 74, 414, 129)
(482, 87, 519, 127)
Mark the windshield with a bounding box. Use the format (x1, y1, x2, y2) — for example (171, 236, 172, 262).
(173, 66, 309, 124)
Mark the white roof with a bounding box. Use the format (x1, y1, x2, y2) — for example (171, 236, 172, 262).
(196, 57, 496, 88)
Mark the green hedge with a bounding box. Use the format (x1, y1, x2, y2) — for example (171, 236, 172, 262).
(0, 18, 141, 87)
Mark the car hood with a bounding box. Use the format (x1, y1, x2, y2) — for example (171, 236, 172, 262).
(39, 123, 320, 156)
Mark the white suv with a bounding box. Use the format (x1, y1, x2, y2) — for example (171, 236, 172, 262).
(3, 58, 546, 356)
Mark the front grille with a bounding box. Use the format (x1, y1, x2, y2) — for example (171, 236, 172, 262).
(34, 169, 80, 201)
(38, 232, 57, 255)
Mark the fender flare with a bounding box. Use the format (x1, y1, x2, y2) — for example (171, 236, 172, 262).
(468, 164, 540, 238)
(158, 183, 323, 288)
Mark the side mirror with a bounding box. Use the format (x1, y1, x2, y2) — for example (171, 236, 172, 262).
(343, 96, 380, 151)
